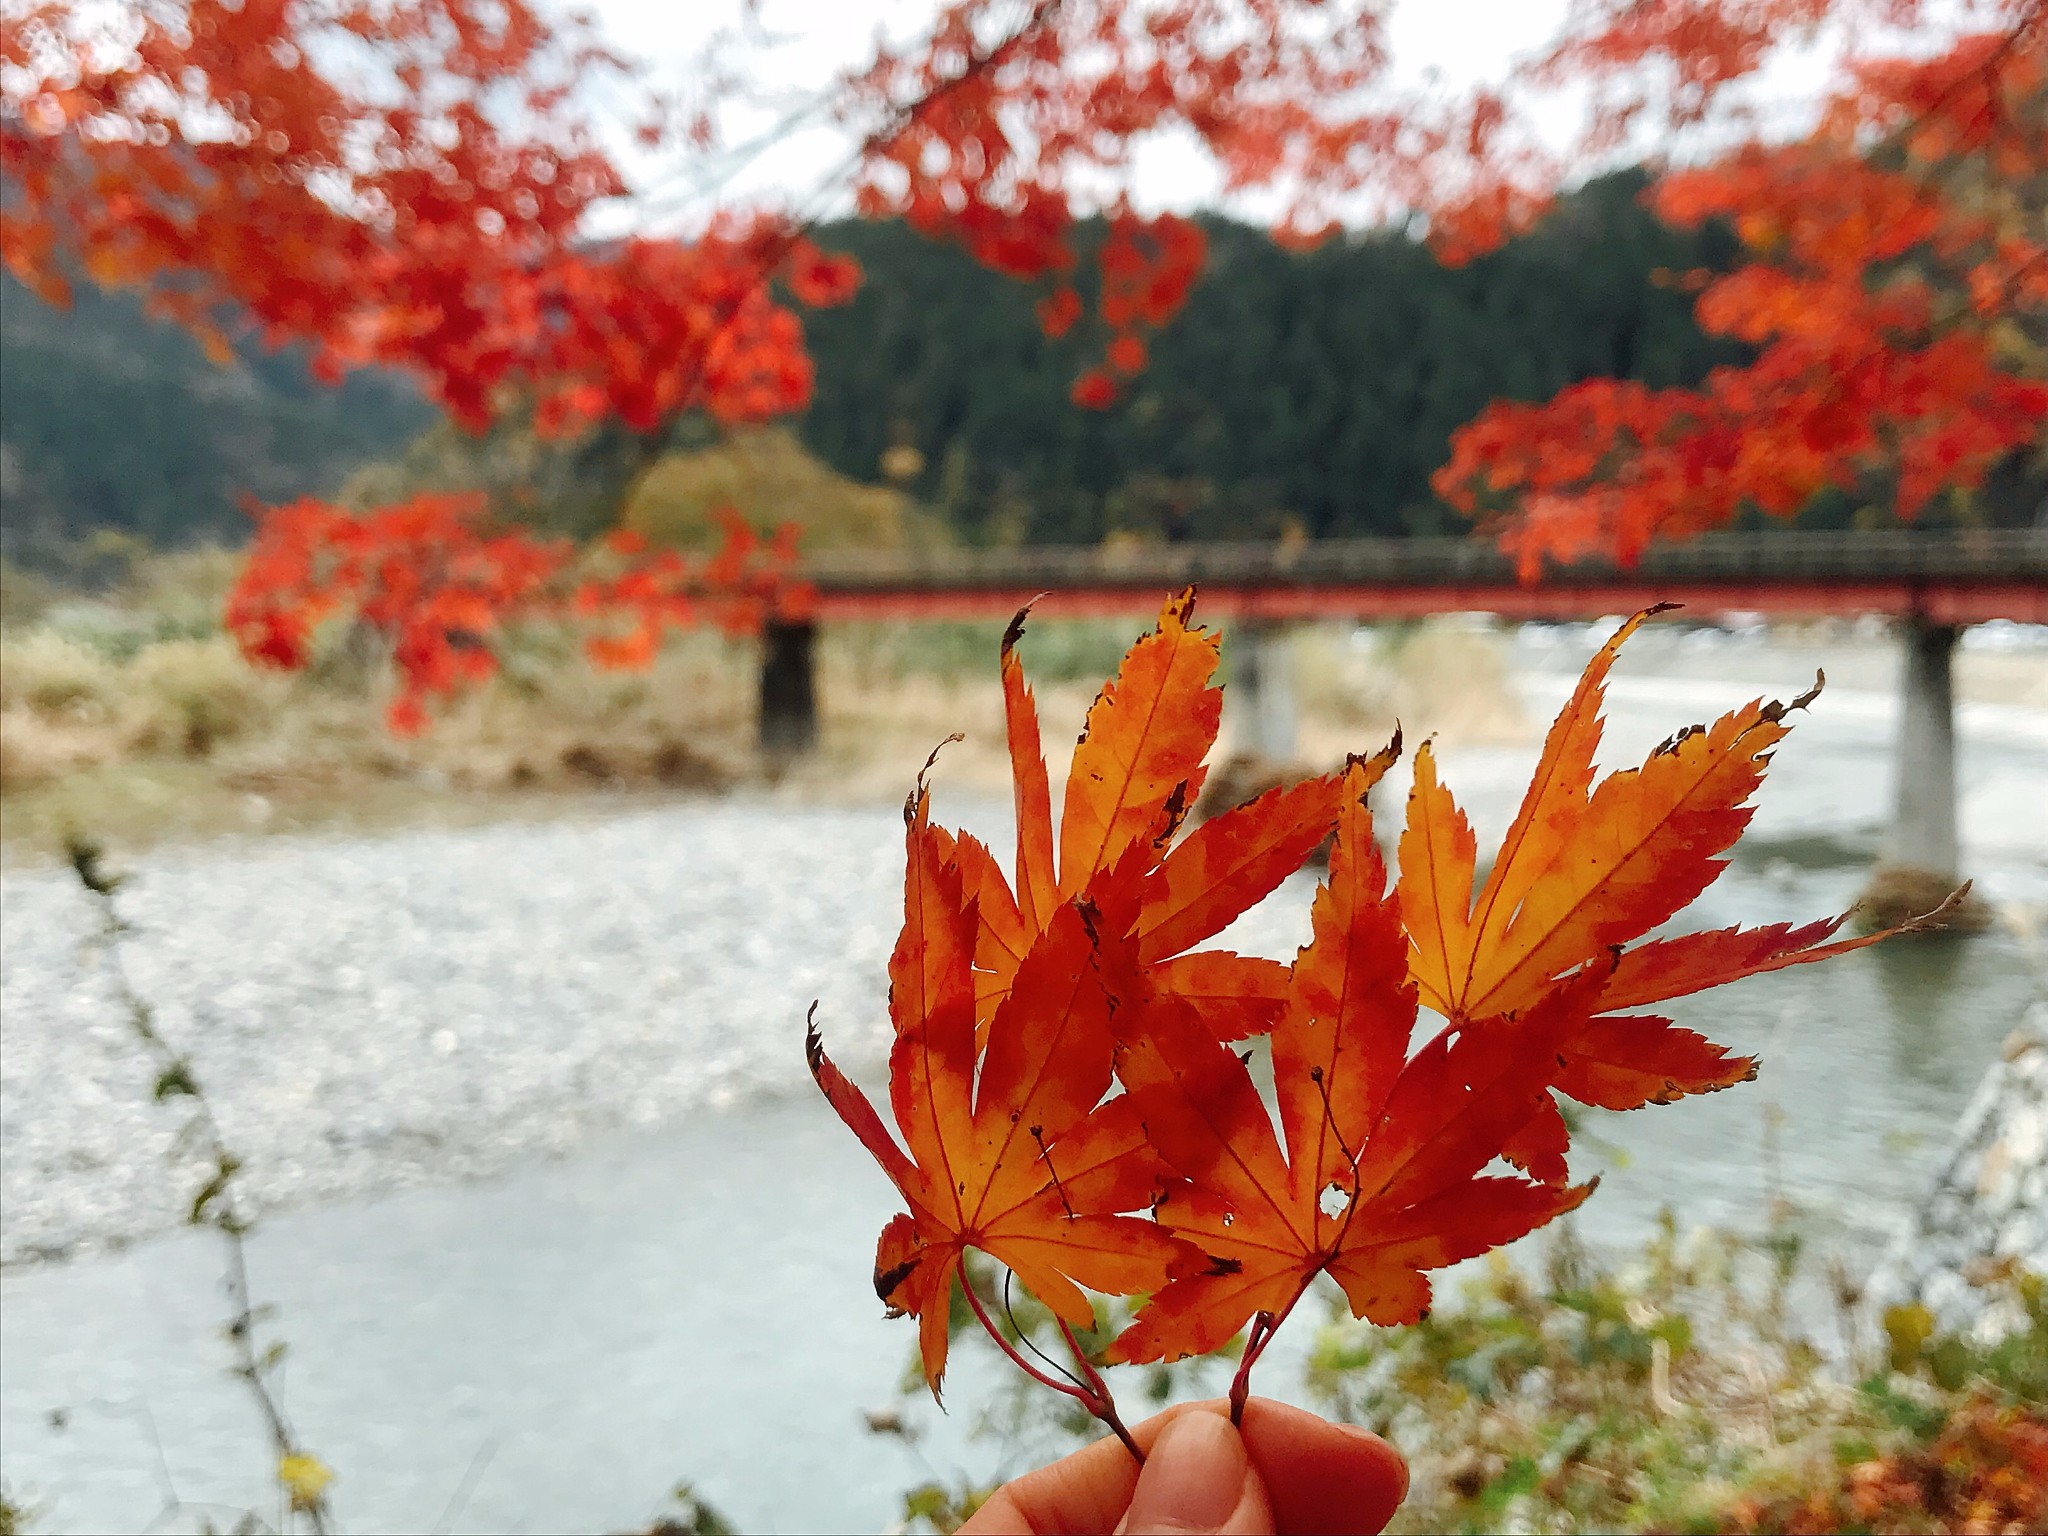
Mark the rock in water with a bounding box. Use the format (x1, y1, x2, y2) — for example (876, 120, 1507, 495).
(1866, 1000, 2048, 1346)
(1857, 862, 1991, 933)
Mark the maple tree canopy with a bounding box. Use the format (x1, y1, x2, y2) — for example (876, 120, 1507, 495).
(1434, 8, 2048, 567)
(5, 0, 2042, 719)
(12, 1, 2037, 431)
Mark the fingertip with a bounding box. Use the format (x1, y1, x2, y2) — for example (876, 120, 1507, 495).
(1118, 1411, 1273, 1535)
(1328, 1420, 1408, 1497)
(1236, 1398, 1408, 1536)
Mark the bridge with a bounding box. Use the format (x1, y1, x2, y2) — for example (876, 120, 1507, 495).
(763, 528, 2047, 896)
(796, 527, 2048, 626)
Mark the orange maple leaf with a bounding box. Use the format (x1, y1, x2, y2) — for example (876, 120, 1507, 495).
(1106, 758, 1596, 1367)
(977, 591, 1394, 1039)
(806, 781, 1197, 1395)
(1395, 607, 1954, 1181)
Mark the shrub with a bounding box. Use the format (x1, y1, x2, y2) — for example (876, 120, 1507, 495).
(123, 637, 281, 756)
(0, 630, 121, 720)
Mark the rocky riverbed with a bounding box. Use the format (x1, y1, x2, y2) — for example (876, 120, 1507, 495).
(0, 800, 944, 1266)
(6, 629, 2046, 1271)
(1866, 1001, 2048, 1343)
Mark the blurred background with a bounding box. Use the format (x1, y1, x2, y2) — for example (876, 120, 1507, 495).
(1, 0, 2044, 1531)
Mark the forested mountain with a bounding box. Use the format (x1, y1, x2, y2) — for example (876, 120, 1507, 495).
(798, 170, 1746, 542)
(0, 275, 431, 562)
(2, 169, 1743, 556)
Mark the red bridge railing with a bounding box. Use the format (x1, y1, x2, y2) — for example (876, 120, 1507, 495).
(798, 528, 2048, 625)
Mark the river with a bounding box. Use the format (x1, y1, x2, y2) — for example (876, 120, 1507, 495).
(2, 623, 2043, 1533)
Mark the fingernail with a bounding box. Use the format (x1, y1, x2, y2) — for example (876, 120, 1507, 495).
(1124, 1412, 1251, 1534)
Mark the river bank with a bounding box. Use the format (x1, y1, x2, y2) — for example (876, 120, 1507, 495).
(0, 582, 1526, 865)
(6, 621, 2046, 1268)
(4, 601, 2041, 869)
(1, 623, 2042, 1532)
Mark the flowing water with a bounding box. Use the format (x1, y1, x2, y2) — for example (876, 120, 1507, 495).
(2, 625, 2043, 1533)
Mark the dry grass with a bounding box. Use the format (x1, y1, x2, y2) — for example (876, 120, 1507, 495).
(1288, 618, 1530, 764)
(0, 566, 1533, 863)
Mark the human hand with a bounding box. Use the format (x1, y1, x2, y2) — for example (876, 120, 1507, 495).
(957, 1397, 1406, 1535)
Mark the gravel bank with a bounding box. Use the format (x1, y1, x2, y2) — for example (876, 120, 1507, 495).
(0, 802, 928, 1265)
(0, 794, 1318, 1268)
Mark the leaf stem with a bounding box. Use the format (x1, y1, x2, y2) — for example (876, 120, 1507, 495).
(955, 1258, 1142, 1463)
(1227, 1314, 1271, 1423)
(1054, 1315, 1144, 1464)
(1226, 1279, 1315, 1425)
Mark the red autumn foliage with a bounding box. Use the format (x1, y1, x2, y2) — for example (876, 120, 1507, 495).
(1, 0, 1520, 439)
(225, 496, 807, 734)
(0, 2, 863, 437)
(41, 0, 1959, 458)
(1723, 1396, 2048, 1534)
(1436, 16, 2048, 569)
(10, 0, 2043, 699)
(810, 595, 1948, 1430)
(1070, 368, 1121, 410)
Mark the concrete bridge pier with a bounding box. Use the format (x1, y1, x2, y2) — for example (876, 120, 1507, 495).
(1229, 619, 1299, 763)
(1888, 617, 1960, 879)
(1864, 616, 1982, 929)
(759, 619, 818, 760)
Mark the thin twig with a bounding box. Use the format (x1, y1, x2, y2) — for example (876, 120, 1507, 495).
(67, 835, 334, 1535)
(432, 1436, 500, 1534)
(1001, 1270, 1089, 1395)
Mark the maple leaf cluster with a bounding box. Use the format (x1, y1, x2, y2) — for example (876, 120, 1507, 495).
(225, 495, 810, 734)
(811, 593, 1929, 1424)
(0, 1, 866, 435)
(838, 0, 1571, 408)
(1436, 21, 2048, 569)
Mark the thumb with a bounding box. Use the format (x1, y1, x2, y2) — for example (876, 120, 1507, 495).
(1115, 1411, 1275, 1535)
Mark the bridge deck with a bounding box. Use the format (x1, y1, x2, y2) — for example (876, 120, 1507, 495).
(798, 529, 2048, 626)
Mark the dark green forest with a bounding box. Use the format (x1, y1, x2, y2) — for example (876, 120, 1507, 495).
(0, 275, 433, 564)
(800, 170, 1745, 543)
(3, 170, 1753, 558)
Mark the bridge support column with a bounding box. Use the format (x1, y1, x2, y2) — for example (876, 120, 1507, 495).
(1231, 620, 1298, 763)
(1888, 617, 1960, 879)
(759, 619, 818, 760)
(1863, 616, 1982, 930)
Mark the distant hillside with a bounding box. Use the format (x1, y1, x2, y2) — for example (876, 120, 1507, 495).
(0, 171, 1755, 559)
(0, 275, 432, 562)
(795, 170, 1747, 543)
